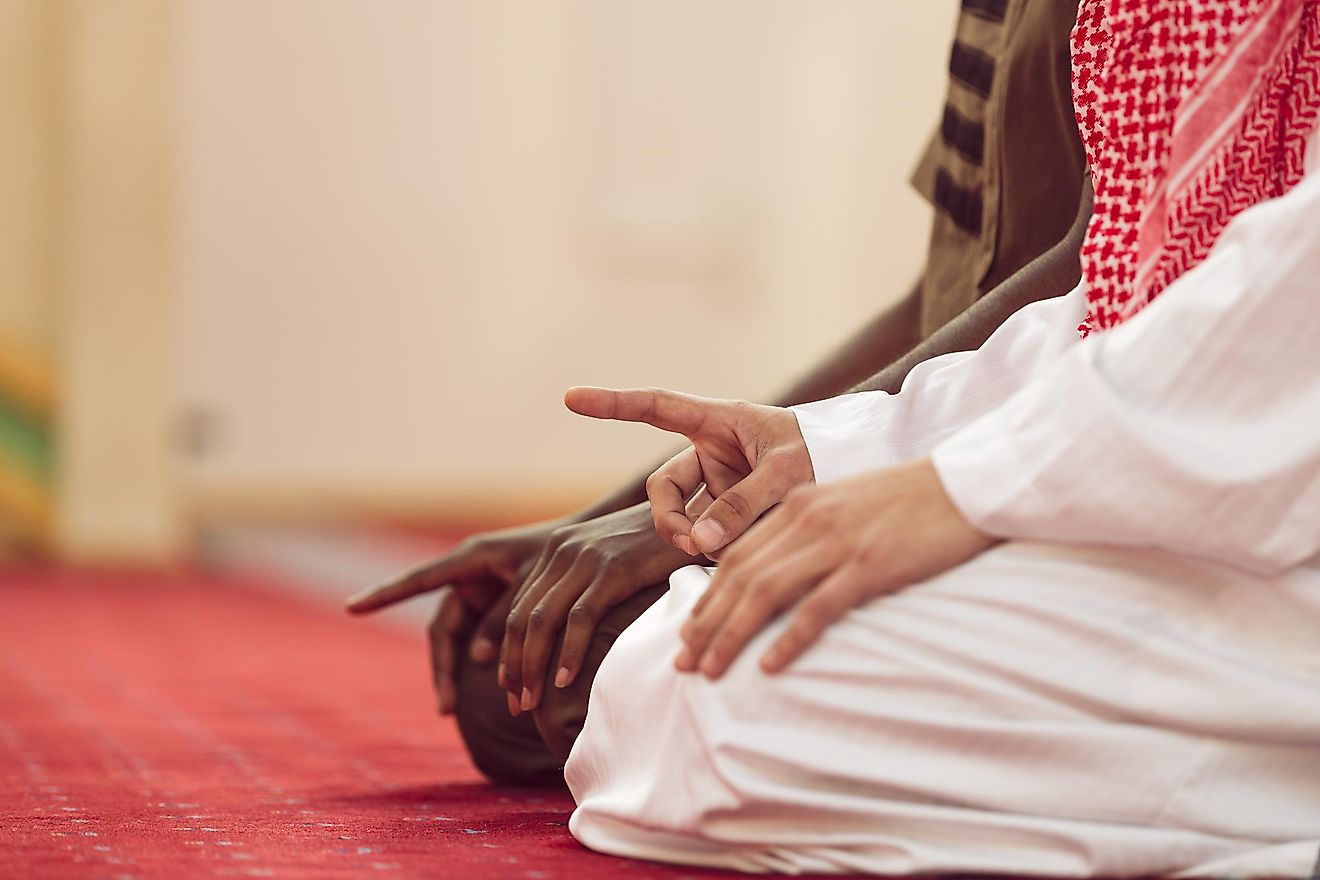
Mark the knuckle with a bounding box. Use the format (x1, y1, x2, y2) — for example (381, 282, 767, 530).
(764, 449, 803, 487)
(692, 596, 731, 633)
(720, 541, 753, 568)
(717, 489, 754, 522)
(555, 541, 585, 564)
(566, 603, 597, 628)
(854, 541, 887, 568)
(525, 606, 553, 633)
(523, 555, 551, 584)
(504, 609, 526, 637)
(795, 603, 829, 632)
(781, 486, 810, 511)
(641, 388, 665, 420)
(711, 628, 743, 655)
(835, 579, 868, 607)
(761, 449, 790, 478)
(684, 616, 713, 642)
(750, 571, 784, 597)
(722, 572, 749, 597)
(798, 501, 835, 529)
(705, 574, 737, 602)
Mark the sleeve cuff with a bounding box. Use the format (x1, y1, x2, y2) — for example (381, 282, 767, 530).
(789, 391, 901, 486)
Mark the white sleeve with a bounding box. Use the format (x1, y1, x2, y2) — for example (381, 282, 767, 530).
(931, 138, 1320, 575)
(790, 287, 1088, 484)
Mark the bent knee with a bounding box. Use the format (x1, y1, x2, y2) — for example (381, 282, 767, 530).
(533, 678, 584, 765)
(534, 584, 669, 762)
(453, 652, 562, 787)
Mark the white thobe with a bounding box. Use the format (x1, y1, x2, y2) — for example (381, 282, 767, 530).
(563, 131, 1320, 877)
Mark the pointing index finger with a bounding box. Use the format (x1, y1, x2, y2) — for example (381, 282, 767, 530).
(344, 550, 485, 614)
(564, 387, 716, 436)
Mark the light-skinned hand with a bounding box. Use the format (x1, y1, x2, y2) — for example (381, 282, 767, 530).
(564, 386, 814, 557)
(675, 458, 996, 678)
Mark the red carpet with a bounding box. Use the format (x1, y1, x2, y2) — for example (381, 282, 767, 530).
(0, 569, 767, 880)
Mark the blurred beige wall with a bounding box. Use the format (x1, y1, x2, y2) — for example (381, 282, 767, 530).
(3, 2, 962, 560)
(176, 0, 958, 523)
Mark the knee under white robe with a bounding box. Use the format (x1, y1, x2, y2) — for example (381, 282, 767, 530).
(563, 131, 1320, 877)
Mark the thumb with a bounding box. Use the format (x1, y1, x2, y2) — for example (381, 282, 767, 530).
(689, 463, 793, 554)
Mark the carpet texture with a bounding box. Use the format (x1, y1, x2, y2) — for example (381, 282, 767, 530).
(0, 568, 767, 880)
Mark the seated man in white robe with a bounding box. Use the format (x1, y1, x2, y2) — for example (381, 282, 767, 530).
(559, 0, 1320, 876)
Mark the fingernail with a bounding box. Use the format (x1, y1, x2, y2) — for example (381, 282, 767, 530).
(520, 688, 533, 712)
(469, 637, 495, 664)
(692, 520, 725, 552)
(554, 667, 571, 688)
(675, 646, 696, 671)
(507, 692, 521, 716)
(497, 663, 507, 688)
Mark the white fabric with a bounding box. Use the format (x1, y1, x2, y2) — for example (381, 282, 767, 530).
(564, 131, 1320, 876)
(791, 284, 1089, 484)
(568, 555, 1320, 877)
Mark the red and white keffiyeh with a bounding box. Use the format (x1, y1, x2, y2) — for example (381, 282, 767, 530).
(1072, 0, 1320, 335)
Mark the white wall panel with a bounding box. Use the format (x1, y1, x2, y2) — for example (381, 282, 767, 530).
(175, 0, 958, 519)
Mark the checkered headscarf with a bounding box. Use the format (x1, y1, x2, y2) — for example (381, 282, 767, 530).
(1072, 0, 1320, 335)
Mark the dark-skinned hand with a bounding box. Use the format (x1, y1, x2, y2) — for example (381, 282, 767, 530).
(344, 520, 562, 714)
(498, 500, 702, 715)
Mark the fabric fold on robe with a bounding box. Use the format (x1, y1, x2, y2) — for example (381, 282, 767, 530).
(563, 129, 1320, 880)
